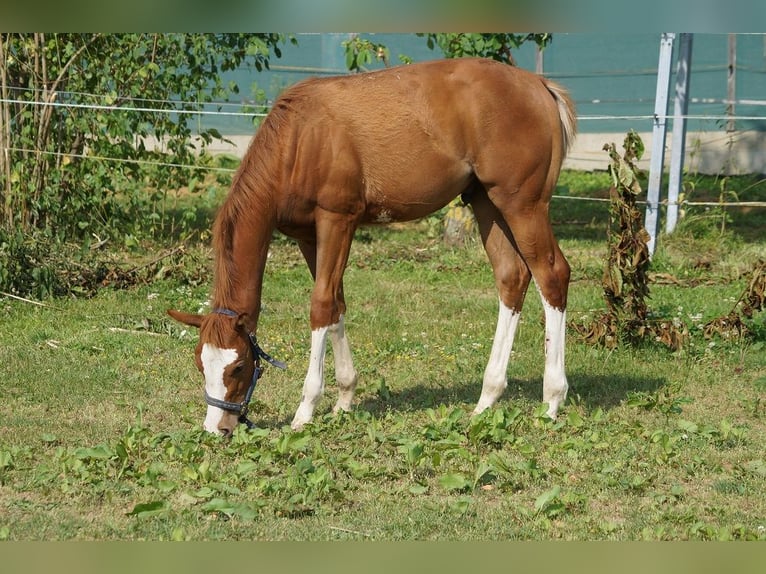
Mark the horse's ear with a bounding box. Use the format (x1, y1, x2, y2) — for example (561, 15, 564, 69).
(167, 309, 204, 328)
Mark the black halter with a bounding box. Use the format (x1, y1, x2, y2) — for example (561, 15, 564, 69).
(205, 308, 286, 430)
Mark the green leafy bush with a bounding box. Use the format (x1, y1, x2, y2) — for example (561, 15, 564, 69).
(0, 33, 290, 241)
(0, 229, 59, 298)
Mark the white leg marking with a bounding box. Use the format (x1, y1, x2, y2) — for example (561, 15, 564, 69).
(540, 297, 568, 419)
(329, 315, 358, 414)
(200, 343, 238, 434)
(474, 300, 521, 414)
(291, 326, 329, 430)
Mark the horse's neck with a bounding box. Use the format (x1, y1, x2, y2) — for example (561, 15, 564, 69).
(213, 206, 275, 333)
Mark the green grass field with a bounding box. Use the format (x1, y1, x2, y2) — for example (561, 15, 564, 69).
(1, 171, 765, 540)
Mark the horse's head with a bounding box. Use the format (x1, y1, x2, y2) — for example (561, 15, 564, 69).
(167, 308, 257, 437)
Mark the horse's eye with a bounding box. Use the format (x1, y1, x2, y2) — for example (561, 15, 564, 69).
(231, 362, 245, 375)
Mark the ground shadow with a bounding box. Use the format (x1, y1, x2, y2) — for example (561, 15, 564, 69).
(251, 370, 669, 429)
(565, 372, 667, 410)
(352, 370, 668, 418)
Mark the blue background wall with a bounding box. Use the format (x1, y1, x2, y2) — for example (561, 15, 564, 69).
(208, 33, 766, 136)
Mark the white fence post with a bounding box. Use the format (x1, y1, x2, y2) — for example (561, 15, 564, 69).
(666, 33, 694, 235)
(645, 33, 675, 257)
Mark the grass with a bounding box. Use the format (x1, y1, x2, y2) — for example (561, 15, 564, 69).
(1, 171, 765, 541)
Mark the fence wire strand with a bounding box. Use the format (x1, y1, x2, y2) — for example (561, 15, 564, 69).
(2, 81, 765, 210)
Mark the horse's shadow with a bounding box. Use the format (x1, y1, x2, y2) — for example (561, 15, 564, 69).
(355, 371, 668, 417)
(261, 370, 668, 428)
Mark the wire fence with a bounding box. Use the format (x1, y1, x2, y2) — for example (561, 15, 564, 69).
(4, 90, 766, 123)
(2, 87, 765, 208)
(0, 96, 268, 119)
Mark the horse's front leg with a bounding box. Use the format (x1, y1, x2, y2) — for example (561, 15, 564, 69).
(329, 314, 358, 414)
(290, 314, 358, 430)
(291, 214, 358, 430)
(291, 324, 330, 430)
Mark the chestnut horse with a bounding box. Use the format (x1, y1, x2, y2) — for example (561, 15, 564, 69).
(168, 58, 576, 436)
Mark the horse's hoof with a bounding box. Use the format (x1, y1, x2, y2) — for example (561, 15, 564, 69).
(290, 418, 308, 431)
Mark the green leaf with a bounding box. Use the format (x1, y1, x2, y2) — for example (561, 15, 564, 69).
(197, 459, 212, 481)
(274, 431, 311, 455)
(534, 485, 561, 513)
(192, 486, 216, 499)
(236, 460, 260, 475)
(202, 498, 259, 521)
(74, 445, 115, 460)
(183, 466, 198, 481)
(409, 484, 428, 495)
(473, 461, 494, 488)
(0, 450, 13, 471)
(398, 441, 425, 468)
(127, 500, 169, 518)
(201, 498, 232, 513)
(439, 472, 470, 492)
(449, 496, 472, 514)
(628, 130, 645, 160)
(677, 419, 699, 434)
(206, 128, 223, 140)
(157, 480, 177, 494)
(566, 410, 585, 428)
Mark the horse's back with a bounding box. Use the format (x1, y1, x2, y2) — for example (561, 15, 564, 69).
(264, 58, 572, 223)
(283, 58, 558, 133)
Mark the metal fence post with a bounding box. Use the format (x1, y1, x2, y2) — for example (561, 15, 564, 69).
(645, 33, 675, 257)
(666, 33, 693, 235)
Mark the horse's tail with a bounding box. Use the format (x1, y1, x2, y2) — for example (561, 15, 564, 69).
(543, 79, 577, 157)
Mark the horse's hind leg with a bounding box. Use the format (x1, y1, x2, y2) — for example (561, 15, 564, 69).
(469, 188, 532, 414)
(485, 181, 571, 419)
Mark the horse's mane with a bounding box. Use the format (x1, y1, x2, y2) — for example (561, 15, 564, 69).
(211, 88, 303, 310)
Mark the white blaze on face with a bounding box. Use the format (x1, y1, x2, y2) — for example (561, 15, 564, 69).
(200, 343, 238, 433)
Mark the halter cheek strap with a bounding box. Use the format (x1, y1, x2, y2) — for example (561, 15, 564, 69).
(205, 308, 286, 429)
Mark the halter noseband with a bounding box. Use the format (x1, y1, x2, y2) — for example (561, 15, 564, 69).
(205, 308, 286, 430)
